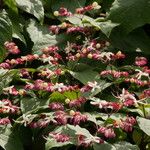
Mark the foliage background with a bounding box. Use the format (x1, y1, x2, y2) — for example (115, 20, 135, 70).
(0, 0, 150, 150)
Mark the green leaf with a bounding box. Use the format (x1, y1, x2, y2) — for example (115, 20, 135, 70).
(51, 0, 86, 13)
(84, 113, 97, 124)
(4, 0, 18, 13)
(0, 46, 6, 63)
(27, 20, 57, 54)
(90, 80, 112, 97)
(108, 0, 150, 33)
(0, 126, 24, 150)
(0, 69, 18, 95)
(69, 69, 98, 85)
(137, 117, 150, 136)
(93, 143, 116, 150)
(45, 139, 72, 150)
(98, 21, 119, 37)
(110, 27, 150, 54)
(94, 141, 139, 150)
(113, 141, 140, 150)
(6, 10, 26, 43)
(63, 91, 80, 100)
(49, 92, 66, 102)
(21, 97, 49, 113)
(0, 13, 12, 62)
(15, 0, 44, 22)
(68, 63, 99, 84)
(132, 129, 142, 145)
(66, 14, 83, 26)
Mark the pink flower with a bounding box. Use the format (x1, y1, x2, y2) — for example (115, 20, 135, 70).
(4, 41, 20, 55)
(126, 116, 136, 125)
(49, 102, 64, 110)
(117, 89, 137, 107)
(70, 112, 87, 125)
(98, 127, 116, 138)
(77, 135, 103, 147)
(49, 132, 70, 142)
(49, 25, 60, 34)
(0, 118, 10, 125)
(120, 116, 136, 132)
(20, 69, 30, 78)
(100, 70, 129, 78)
(120, 122, 133, 132)
(69, 97, 86, 108)
(0, 99, 20, 114)
(42, 46, 59, 53)
(91, 100, 122, 111)
(104, 128, 116, 138)
(54, 111, 67, 125)
(123, 98, 135, 107)
(115, 51, 125, 59)
(135, 57, 147, 66)
(67, 27, 87, 34)
(76, 5, 93, 14)
(144, 89, 150, 97)
(0, 62, 11, 69)
(97, 126, 106, 134)
(3, 86, 19, 96)
(58, 7, 72, 16)
(29, 122, 38, 128)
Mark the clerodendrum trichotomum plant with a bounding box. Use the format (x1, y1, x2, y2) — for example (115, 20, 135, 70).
(0, 0, 150, 150)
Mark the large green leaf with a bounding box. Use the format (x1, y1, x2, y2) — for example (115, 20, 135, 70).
(94, 141, 139, 150)
(93, 143, 116, 150)
(4, 0, 18, 13)
(15, 0, 44, 22)
(7, 10, 26, 43)
(98, 21, 119, 37)
(21, 97, 49, 113)
(113, 141, 140, 150)
(27, 20, 57, 54)
(69, 69, 98, 85)
(108, 0, 150, 33)
(137, 117, 150, 136)
(0, 126, 24, 150)
(68, 63, 99, 84)
(110, 27, 150, 54)
(0, 13, 12, 62)
(0, 69, 18, 95)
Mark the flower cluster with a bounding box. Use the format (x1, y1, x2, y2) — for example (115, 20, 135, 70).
(0, 117, 11, 125)
(114, 116, 136, 132)
(49, 102, 64, 111)
(69, 111, 87, 125)
(98, 127, 116, 138)
(49, 132, 70, 142)
(4, 41, 20, 55)
(135, 57, 148, 66)
(77, 134, 103, 147)
(38, 68, 63, 79)
(100, 70, 129, 78)
(91, 100, 122, 111)
(0, 99, 20, 114)
(0, 1, 149, 149)
(25, 80, 79, 93)
(76, 2, 101, 14)
(68, 97, 86, 108)
(53, 7, 72, 17)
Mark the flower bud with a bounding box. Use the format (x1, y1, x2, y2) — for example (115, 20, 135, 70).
(53, 11, 60, 16)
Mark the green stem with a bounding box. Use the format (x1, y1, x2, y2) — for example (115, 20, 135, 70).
(142, 104, 146, 118)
